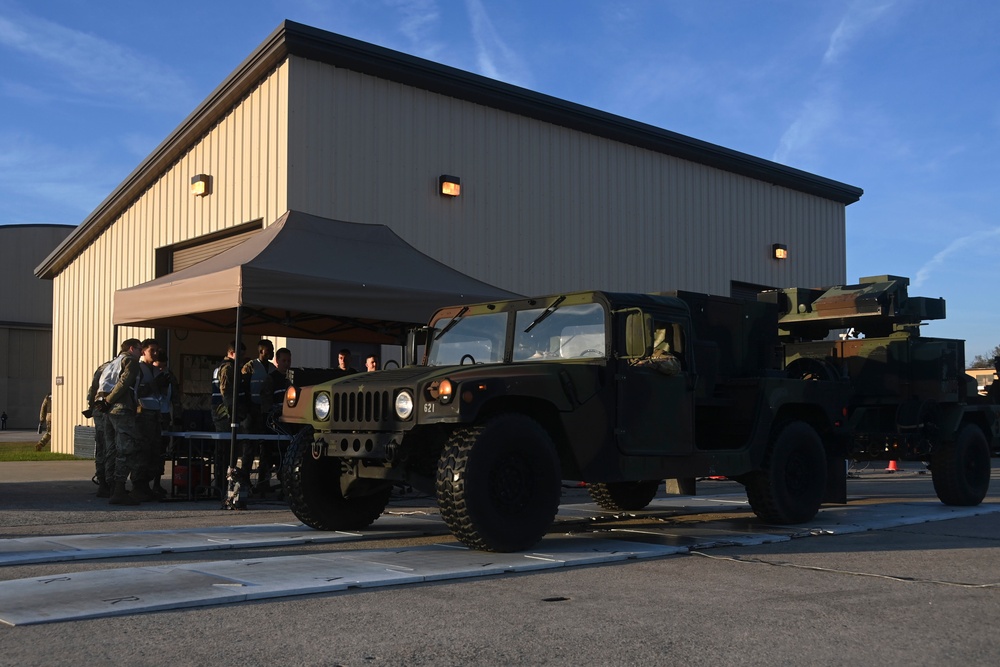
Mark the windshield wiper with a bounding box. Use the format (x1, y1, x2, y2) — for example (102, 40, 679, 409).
(523, 296, 566, 333)
(434, 306, 470, 340)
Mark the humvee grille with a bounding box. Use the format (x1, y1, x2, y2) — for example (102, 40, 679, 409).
(331, 389, 391, 425)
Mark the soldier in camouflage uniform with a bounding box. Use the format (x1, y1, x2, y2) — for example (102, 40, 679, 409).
(213, 340, 249, 493)
(133, 339, 163, 500)
(34, 394, 51, 451)
(93, 339, 142, 501)
(102, 339, 146, 505)
(153, 349, 182, 496)
(241, 340, 275, 495)
(86, 359, 114, 497)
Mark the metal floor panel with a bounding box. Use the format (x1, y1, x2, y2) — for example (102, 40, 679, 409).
(0, 536, 683, 625)
(0, 495, 742, 567)
(0, 567, 245, 625)
(0, 517, 439, 566)
(1, 501, 997, 626)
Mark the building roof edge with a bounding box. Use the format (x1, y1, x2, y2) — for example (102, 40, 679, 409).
(36, 19, 862, 279)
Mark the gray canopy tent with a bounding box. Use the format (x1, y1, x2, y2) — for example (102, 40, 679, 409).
(112, 210, 519, 490)
(113, 210, 519, 343)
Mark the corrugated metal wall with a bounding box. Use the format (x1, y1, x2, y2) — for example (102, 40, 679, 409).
(48, 63, 290, 452)
(48, 55, 850, 453)
(0, 226, 73, 325)
(287, 57, 845, 298)
(0, 225, 73, 429)
(0, 329, 52, 431)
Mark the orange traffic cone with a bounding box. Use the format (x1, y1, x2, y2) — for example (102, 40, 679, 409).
(885, 460, 902, 472)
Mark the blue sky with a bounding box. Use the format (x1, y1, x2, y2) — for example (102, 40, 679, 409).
(1, 0, 997, 359)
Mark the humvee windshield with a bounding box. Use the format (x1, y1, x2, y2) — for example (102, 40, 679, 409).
(513, 303, 606, 361)
(427, 311, 506, 366)
(427, 302, 607, 366)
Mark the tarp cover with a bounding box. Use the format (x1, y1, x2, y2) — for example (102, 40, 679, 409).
(113, 210, 519, 343)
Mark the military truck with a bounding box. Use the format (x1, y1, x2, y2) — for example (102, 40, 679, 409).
(279, 275, 997, 552)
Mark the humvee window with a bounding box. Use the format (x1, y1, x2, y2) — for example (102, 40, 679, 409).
(427, 311, 507, 366)
(513, 302, 606, 361)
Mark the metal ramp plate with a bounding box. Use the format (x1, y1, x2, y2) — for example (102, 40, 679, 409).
(0, 501, 996, 626)
(0, 514, 444, 566)
(0, 536, 682, 626)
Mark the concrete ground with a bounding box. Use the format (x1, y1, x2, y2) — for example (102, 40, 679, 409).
(0, 452, 998, 666)
(0, 429, 46, 443)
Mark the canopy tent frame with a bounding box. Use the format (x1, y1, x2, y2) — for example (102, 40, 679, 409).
(109, 211, 519, 506)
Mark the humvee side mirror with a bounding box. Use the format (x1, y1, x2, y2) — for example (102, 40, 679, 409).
(624, 310, 653, 358)
(406, 327, 431, 366)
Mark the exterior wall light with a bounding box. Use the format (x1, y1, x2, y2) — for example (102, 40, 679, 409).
(439, 175, 461, 197)
(191, 174, 211, 197)
(772, 243, 788, 260)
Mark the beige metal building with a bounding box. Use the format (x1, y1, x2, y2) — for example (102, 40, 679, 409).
(35, 21, 862, 453)
(1, 224, 74, 429)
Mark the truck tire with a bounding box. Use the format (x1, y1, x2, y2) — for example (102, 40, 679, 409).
(587, 481, 659, 511)
(436, 414, 562, 552)
(931, 424, 990, 506)
(745, 421, 826, 524)
(282, 427, 392, 531)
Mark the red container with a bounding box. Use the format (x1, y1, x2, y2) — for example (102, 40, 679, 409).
(173, 463, 209, 487)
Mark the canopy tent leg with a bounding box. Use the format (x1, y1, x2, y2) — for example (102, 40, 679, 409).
(223, 305, 247, 510)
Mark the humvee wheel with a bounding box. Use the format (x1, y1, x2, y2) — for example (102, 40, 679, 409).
(745, 421, 826, 524)
(588, 480, 659, 511)
(282, 427, 392, 530)
(436, 414, 561, 552)
(931, 424, 990, 506)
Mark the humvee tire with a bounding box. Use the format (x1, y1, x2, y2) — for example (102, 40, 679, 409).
(283, 427, 392, 530)
(436, 414, 561, 552)
(931, 424, 990, 506)
(588, 480, 659, 511)
(745, 420, 826, 524)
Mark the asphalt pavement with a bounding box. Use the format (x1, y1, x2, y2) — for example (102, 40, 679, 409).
(0, 452, 998, 666)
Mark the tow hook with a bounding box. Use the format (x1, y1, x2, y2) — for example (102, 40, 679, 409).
(311, 439, 326, 460)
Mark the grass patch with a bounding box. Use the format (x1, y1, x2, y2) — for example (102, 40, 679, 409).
(0, 442, 82, 462)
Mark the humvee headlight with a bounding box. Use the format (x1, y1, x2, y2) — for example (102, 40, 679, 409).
(314, 392, 331, 420)
(285, 386, 299, 408)
(395, 390, 414, 420)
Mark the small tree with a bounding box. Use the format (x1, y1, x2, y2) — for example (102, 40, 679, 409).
(969, 344, 1000, 369)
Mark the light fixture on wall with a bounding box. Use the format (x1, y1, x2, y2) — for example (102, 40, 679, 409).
(772, 243, 788, 260)
(439, 175, 461, 197)
(191, 174, 211, 197)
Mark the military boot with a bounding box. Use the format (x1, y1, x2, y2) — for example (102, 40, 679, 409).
(96, 481, 112, 498)
(130, 480, 156, 502)
(109, 481, 139, 505)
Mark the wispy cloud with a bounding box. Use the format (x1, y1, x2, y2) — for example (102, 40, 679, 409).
(388, 0, 439, 46)
(773, 84, 840, 165)
(913, 226, 1000, 288)
(0, 132, 112, 221)
(824, 0, 897, 65)
(463, 0, 532, 86)
(381, 0, 449, 61)
(773, 0, 899, 168)
(0, 10, 194, 111)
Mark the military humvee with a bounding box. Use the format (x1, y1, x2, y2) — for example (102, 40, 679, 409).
(280, 277, 996, 552)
